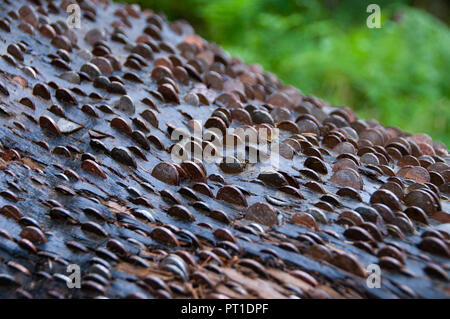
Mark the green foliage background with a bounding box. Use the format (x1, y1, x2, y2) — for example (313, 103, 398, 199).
(123, 0, 449, 145)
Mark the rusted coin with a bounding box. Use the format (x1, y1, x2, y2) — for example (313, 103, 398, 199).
(33, 83, 51, 100)
(370, 189, 402, 211)
(158, 83, 180, 104)
(245, 202, 278, 226)
(377, 245, 405, 265)
(181, 161, 207, 183)
(330, 168, 363, 190)
(39, 116, 61, 136)
(111, 117, 132, 135)
(424, 263, 449, 281)
(20, 226, 47, 243)
(213, 228, 236, 243)
(379, 256, 403, 271)
(258, 171, 288, 188)
(216, 185, 248, 207)
(0, 205, 22, 220)
(81, 159, 106, 179)
(417, 237, 450, 258)
(404, 190, 436, 216)
(338, 210, 364, 226)
(151, 162, 180, 185)
(404, 206, 429, 225)
(331, 252, 367, 278)
(111, 147, 137, 168)
(333, 158, 358, 173)
(290, 212, 318, 231)
(168, 205, 195, 222)
(150, 227, 180, 246)
(344, 226, 375, 242)
(81, 221, 108, 237)
(304, 156, 328, 175)
(397, 166, 430, 183)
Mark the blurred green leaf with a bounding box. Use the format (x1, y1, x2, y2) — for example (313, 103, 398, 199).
(122, 0, 450, 145)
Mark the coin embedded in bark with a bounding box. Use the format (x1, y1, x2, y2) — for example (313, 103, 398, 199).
(424, 263, 449, 281)
(216, 185, 248, 207)
(7, 44, 23, 61)
(208, 210, 231, 225)
(81, 159, 106, 179)
(181, 161, 207, 183)
(290, 212, 318, 230)
(168, 205, 195, 222)
(380, 182, 404, 200)
(344, 226, 375, 242)
(81, 221, 108, 237)
(271, 107, 292, 123)
(213, 228, 236, 243)
(51, 35, 72, 52)
(0, 205, 22, 220)
(404, 206, 429, 225)
(297, 119, 320, 135)
(378, 256, 403, 271)
(333, 158, 359, 173)
(339, 210, 364, 226)
(80, 63, 101, 79)
(84, 29, 106, 45)
(151, 65, 173, 80)
(278, 143, 295, 159)
(115, 95, 135, 114)
(231, 108, 252, 125)
(251, 110, 274, 126)
(417, 237, 450, 258)
(427, 162, 449, 173)
(20, 226, 47, 243)
(397, 166, 430, 183)
(151, 162, 180, 186)
(91, 57, 113, 74)
(204, 71, 223, 90)
(370, 189, 402, 211)
(55, 88, 77, 105)
(404, 190, 436, 216)
(330, 168, 363, 190)
(39, 116, 61, 136)
(158, 83, 180, 104)
(245, 202, 277, 226)
(258, 171, 288, 188)
(205, 117, 227, 135)
(111, 117, 132, 135)
(333, 142, 356, 155)
(108, 81, 127, 94)
(60, 71, 80, 84)
(331, 252, 367, 278)
(111, 147, 137, 168)
(184, 92, 199, 106)
(219, 156, 244, 174)
(277, 120, 299, 134)
(304, 156, 328, 175)
(33, 83, 51, 100)
(140, 109, 159, 128)
(150, 227, 180, 246)
(131, 43, 153, 60)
